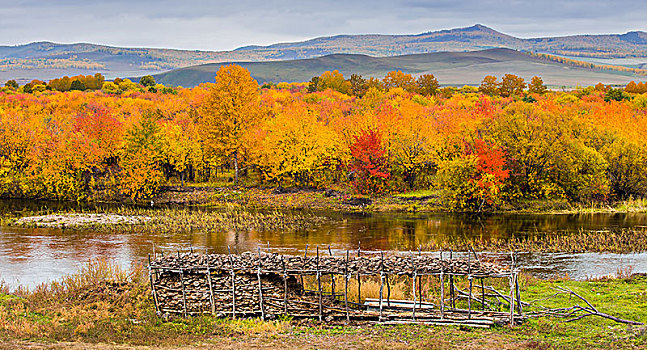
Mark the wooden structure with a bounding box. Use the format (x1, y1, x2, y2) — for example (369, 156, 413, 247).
(148, 247, 522, 327)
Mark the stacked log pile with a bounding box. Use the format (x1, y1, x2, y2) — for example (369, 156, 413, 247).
(149, 251, 509, 277)
(148, 250, 520, 326)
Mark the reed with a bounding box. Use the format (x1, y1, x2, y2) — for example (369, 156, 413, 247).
(425, 227, 647, 254)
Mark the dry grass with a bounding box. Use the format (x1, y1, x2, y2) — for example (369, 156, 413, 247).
(0, 260, 645, 349)
(0, 260, 289, 345)
(9, 205, 329, 234)
(424, 227, 647, 253)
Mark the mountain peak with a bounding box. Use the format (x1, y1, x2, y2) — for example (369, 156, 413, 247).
(619, 31, 647, 45)
(468, 24, 491, 30)
(459, 24, 498, 33)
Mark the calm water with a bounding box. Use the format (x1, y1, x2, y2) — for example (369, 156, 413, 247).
(1, 200, 646, 288)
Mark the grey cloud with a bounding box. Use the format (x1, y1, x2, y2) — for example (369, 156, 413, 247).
(0, 0, 645, 50)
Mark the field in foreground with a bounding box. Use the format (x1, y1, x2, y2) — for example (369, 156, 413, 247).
(0, 261, 645, 349)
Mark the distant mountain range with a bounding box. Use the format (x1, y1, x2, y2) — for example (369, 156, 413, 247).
(153, 48, 646, 88)
(1, 24, 647, 83)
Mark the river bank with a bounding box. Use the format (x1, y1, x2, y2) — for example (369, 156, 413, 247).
(0, 261, 645, 349)
(151, 185, 647, 215)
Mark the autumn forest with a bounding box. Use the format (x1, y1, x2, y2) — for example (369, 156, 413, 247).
(1, 66, 647, 211)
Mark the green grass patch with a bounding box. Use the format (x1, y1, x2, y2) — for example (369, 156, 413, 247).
(394, 189, 439, 199)
(0, 261, 645, 348)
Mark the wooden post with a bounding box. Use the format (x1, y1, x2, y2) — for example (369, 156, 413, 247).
(439, 252, 444, 320)
(449, 250, 455, 309)
(301, 245, 308, 288)
(411, 251, 417, 321)
(282, 256, 288, 315)
(227, 246, 236, 319)
(379, 252, 385, 321)
(509, 274, 515, 326)
(417, 247, 422, 309)
(357, 243, 361, 305)
(386, 274, 391, 307)
(147, 255, 160, 315)
(316, 246, 323, 322)
(344, 250, 350, 322)
(515, 273, 522, 315)
(328, 246, 335, 299)
(468, 276, 473, 319)
(206, 257, 215, 314)
(257, 248, 266, 320)
(439, 272, 445, 320)
(180, 268, 188, 318)
(509, 250, 516, 325)
(467, 252, 472, 319)
(481, 278, 486, 311)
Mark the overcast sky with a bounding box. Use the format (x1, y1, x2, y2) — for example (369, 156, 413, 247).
(0, 0, 645, 51)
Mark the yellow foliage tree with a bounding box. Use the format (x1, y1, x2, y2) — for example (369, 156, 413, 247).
(160, 117, 203, 186)
(254, 102, 342, 186)
(383, 70, 417, 92)
(199, 65, 261, 184)
(317, 70, 351, 95)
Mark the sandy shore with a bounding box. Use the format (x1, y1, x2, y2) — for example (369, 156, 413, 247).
(12, 213, 152, 228)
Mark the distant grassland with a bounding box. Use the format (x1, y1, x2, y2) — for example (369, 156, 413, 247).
(154, 48, 647, 88)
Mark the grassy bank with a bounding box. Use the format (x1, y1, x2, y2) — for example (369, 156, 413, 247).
(0, 261, 645, 349)
(7, 206, 330, 233)
(152, 185, 647, 215)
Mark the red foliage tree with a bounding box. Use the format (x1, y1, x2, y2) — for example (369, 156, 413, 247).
(468, 139, 510, 207)
(349, 129, 390, 194)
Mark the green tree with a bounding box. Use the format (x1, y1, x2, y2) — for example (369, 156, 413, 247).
(120, 111, 164, 200)
(4, 80, 18, 90)
(307, 76, 319, 93)
(70, 79, 86, 91)
(348, 74, 367, 97)
(604, 88, 629, 102)
(416, 74, 440, 96)
(139, 75, 156, 88)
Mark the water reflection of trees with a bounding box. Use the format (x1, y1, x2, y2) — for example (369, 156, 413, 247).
(2, 211, 647, 286)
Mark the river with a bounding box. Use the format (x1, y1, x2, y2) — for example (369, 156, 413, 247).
(0, 200, 646, 288)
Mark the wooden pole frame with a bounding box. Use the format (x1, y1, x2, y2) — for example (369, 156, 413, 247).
(257, 247, 266, 320)
(227, 246, 236, 319)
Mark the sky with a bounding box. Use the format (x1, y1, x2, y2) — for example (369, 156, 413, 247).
(0, 0, 645, 51)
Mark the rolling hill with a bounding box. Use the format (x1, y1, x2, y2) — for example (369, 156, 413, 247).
(1, 24, 647, 83)
(153, 48, 647, 88)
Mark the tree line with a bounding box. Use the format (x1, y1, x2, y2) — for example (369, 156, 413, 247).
(0, 66, 646, 211)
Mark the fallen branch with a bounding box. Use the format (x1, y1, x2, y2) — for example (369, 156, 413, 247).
(552, 286, 644, 326)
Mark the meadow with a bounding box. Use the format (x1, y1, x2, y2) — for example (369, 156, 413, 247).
(0, 260, 644, 349)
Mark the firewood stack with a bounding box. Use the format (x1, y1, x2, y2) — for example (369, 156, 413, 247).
(149, 251, 509, 277)
(148, 250, 520, 326)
